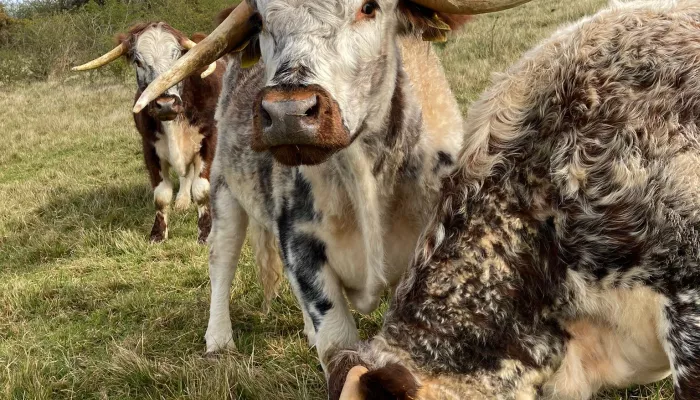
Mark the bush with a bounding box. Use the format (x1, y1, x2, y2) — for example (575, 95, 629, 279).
(0, 3, 17, 45)
(0, 0, 237, 83)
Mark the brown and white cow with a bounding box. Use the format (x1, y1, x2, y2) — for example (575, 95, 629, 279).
(327, 0, 700, 399)
(134, 0, 528, 372)
(73, 23, 223, 243)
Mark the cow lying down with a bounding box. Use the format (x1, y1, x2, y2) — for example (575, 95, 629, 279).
(329, 0, 700, 399)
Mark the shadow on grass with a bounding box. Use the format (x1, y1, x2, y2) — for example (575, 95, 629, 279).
(1, 183, 152, 274)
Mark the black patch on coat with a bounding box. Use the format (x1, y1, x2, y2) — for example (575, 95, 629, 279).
(257, 154, 275, 216)
(398, 152, 424, 181)
(276, 172, 331, 329)
(288, 233, 333, 329)
(432, 150, 454, 174)
(373, 71, 406, 176)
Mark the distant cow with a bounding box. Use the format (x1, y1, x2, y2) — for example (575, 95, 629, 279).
(73, 22, 223, 243)
(133, 0, 529, 370)
(328, 1, 700, 399)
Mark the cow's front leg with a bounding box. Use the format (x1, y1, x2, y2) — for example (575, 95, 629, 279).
(144, 141, 172, 243)
(193, 152, 212, 244)
(151, 162, 173, 242)
(174, 165, 194, 211)
(205, 179, 248, 353)
(282, 232, 359, 373)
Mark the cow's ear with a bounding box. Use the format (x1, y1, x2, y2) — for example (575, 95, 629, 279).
(115, 33, 127, 46)
(328, 352, 369, 400)
(397, 1, 471, 42)
(215, 6, 236, 27)
(358, 363, 420, 400)
(114, 33, 131, 58)
(190, 32, 207, 44)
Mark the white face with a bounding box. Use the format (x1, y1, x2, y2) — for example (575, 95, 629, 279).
(133, 23, 184, 99)
(253, 0, 401, 136)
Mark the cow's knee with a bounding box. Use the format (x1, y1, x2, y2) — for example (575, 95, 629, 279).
(154, 179, 173, 211)
(193, 177, 211, 206)
(345, 288, 381, 315)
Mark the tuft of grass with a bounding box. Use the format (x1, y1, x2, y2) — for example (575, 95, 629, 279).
(0, 1, 672, 399)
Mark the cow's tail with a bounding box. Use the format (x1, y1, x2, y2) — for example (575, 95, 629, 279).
(249, 222, 283, 313)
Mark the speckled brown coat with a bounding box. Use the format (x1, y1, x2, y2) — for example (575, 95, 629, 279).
(329, 1, 700, 399)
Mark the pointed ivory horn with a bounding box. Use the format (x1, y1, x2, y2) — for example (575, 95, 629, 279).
(200, 61, 217, 79)
(339, 366, 369, 400)
(72, 43, 127, 71)
(134, 1, 256, 113)
(181, 38, 218, 79)
(411, 0, 532, 14)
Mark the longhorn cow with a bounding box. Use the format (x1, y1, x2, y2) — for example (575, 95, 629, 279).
(135, 0, 529, 371)
(74, 23, 221, 243)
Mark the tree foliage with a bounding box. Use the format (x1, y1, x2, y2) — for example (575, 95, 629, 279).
(0, 0, 238, 82)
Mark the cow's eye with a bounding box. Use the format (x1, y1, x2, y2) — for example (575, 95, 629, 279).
(133, 59, 143, 68)
(361, 1, 379, 17)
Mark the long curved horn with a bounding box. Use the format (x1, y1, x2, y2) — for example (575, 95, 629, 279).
(181, 38, 218, 79)
(411, 0, 532, 14)
(72, 43, 127, 71)
(134, 1, 257, 113)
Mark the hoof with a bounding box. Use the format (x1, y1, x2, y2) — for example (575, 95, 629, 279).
(174, 195, 192, 211)
(205, 334, 236, 354)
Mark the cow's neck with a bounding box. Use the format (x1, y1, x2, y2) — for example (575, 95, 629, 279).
(354, 44, 423, 187)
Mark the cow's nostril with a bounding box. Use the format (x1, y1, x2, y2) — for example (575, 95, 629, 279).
(261, 106, 273, 129)
(304, 98, 320, 119)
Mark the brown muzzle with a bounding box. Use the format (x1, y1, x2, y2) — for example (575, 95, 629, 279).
(149, 95, 183, 121)
(252, 85, 351, 166)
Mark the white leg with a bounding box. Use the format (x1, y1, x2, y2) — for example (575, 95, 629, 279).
(174, 165, 194, 211)
(205, 182, 249, 353)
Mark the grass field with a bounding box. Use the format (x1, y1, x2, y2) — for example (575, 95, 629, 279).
(0, 0, 675, 399)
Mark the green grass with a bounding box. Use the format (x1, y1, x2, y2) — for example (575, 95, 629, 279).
(0, 0, 674, 399)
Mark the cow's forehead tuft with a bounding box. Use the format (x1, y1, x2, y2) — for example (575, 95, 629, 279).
(255, 0, 368, 19)
(134, 25, 181, 67)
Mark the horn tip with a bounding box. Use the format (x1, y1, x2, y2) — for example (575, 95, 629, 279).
(201, 63, 216, 79)
(133, 98, 148, 114)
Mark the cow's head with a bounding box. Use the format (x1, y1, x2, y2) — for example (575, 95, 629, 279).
(247, 0, 473, 166)
(72, 23, 216, 121)
(326, 347, 548, 400)
(134, 0, 531, 165)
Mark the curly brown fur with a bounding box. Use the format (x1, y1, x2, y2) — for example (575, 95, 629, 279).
(329, 1, 700, 399)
